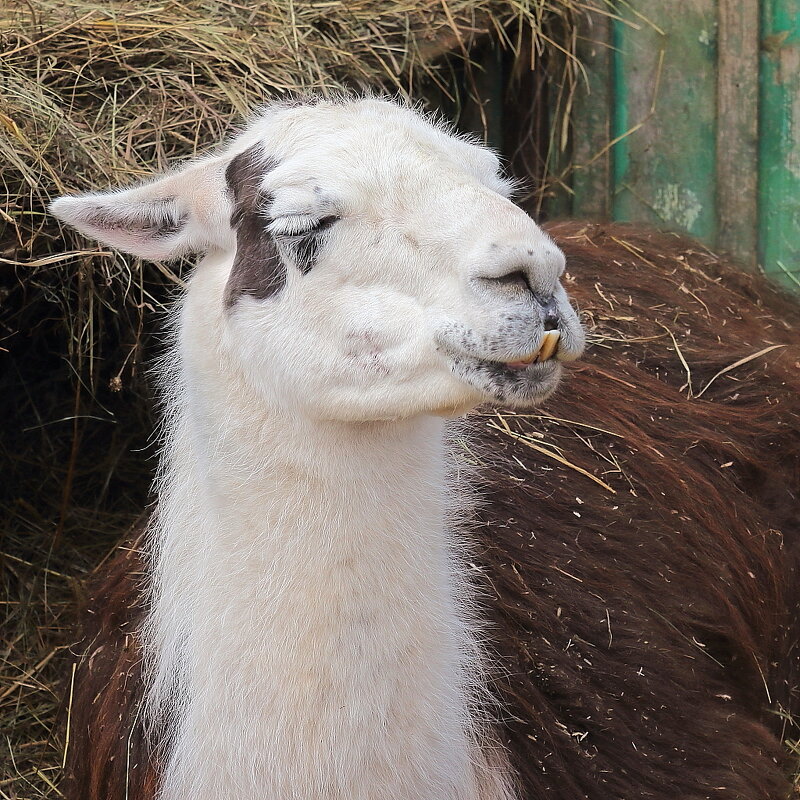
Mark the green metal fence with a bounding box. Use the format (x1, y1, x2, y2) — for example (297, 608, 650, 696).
(568, 0, 800, 293)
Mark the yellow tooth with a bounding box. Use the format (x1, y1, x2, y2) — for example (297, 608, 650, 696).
(536, 331, 561, 362)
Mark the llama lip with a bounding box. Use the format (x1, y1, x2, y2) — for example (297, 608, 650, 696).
(505, 331, 561, 370)
(446, 345, 562, 407)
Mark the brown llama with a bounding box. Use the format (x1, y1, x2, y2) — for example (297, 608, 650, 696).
(52, 99, 800, 800)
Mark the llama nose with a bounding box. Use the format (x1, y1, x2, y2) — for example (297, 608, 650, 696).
(539, 295, 560, 330)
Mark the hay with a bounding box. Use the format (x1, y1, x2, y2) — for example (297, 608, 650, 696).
(0, 1, 599, 795)
(0, 0, 596, 423)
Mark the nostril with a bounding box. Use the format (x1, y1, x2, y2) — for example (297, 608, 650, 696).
(481, 270, 532, 294)
(539, 295, 560, 331)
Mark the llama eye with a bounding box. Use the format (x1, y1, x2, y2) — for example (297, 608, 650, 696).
(271, 214, 341, 275)
(270, 214, 340, 238)
(303, 215, 340, 236)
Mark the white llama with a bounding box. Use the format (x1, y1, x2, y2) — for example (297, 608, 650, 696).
(51, 97, 585, 800)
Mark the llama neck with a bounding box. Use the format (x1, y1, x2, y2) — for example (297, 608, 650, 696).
(145, 334, 511, 800)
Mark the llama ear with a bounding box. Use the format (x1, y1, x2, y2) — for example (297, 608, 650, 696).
(50, 157, 232, 261)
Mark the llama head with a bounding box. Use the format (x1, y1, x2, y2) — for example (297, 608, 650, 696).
(52, 98, 585, 422)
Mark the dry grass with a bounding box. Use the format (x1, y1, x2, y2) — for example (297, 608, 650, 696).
(0, 0, 597, 409)
(0, 0, 602, 795)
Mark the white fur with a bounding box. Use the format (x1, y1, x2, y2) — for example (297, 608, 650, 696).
(51, 97, 586, 800)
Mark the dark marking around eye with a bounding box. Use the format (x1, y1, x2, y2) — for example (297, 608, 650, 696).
(281, 215, 340, 275)
(223, 143, 284, 308)
(294, 235, 319, 275)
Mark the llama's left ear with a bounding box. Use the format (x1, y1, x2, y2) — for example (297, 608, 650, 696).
(50, 157, 232, 261)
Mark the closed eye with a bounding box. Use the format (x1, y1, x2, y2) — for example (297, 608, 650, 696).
(269, 214, 340, 238)
(269, 214, 341, 275)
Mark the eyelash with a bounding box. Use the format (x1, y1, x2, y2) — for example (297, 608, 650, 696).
(271, 215, 340, 238)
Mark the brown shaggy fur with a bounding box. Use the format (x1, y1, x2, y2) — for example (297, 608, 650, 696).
(63, 222, 800, 800)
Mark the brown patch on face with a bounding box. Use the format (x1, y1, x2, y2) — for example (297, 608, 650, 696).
(224, 143, 284, 308)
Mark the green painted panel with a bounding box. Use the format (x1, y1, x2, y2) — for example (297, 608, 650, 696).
(610, 2, 718, 242)
(759, 0, 800, 291)
(562, 0, 800, 295)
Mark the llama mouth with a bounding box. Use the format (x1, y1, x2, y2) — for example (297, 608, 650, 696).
(504, 331, 561, 370)
(437, 326, 565, 405)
